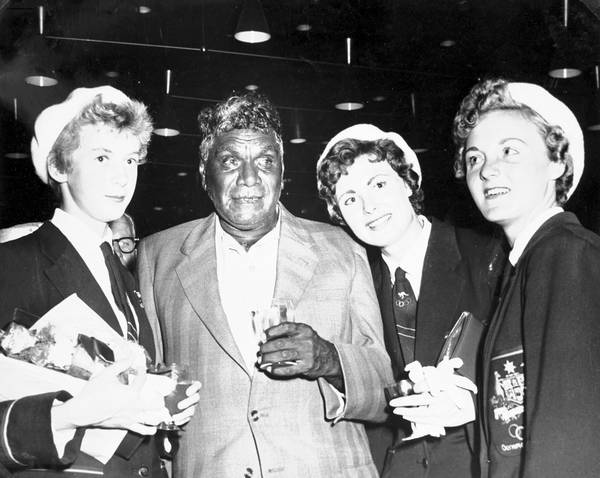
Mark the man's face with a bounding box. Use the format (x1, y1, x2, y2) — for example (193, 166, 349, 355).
(203, 129, 283, 238)
(109, 216, 137, 271)
(53, 124, 142, 231)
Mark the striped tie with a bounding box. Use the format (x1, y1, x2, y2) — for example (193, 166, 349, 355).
(100, 241, 139, 342)
(392, 267, 417, 363)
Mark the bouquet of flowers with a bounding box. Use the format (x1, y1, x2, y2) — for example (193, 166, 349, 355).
(0, 294, 152, 463)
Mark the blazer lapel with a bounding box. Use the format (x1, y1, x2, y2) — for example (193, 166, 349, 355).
(415, 220, 465, 364)
(175, 214, 248, 374)
(39, 223, 123, 336)
(273, 207, 319, 308)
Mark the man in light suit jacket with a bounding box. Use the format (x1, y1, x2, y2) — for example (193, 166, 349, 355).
(316, 125, 505, 478)
(138, 92, 393, 478)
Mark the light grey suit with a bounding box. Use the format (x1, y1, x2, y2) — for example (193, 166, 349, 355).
(138, 206, 393, 478)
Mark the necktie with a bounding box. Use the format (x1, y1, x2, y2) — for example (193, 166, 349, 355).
(100, 241, 139, 342)
(392, 267, 417, 364)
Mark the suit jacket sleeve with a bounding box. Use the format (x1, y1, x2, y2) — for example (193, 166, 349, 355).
(137, 239, 164, 363)
(520, 231, 600, 477)
(0, 392, 84, 472)
(320, 241, 393, 424)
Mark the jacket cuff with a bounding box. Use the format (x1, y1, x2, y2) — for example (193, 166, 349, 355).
(4, 391, 83, 468)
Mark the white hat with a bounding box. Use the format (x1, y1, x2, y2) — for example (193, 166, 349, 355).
(31, 86, 131, 184)
(507, 82, 584, 198)
(317, 123, 422, 186)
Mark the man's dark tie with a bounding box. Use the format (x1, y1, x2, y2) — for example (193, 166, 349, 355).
(100, 241, 139, 342)
(392, 267, 417, 364)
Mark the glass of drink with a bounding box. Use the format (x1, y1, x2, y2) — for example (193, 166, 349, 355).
(252, 298, 296, 369)
(384, 379, 415, 403)
(155, 363, 192, 431)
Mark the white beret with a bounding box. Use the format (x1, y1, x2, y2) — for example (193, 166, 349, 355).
(31, 86, 131, 184)
(317, 123, 422, 187)
(507, 82, 584, 199)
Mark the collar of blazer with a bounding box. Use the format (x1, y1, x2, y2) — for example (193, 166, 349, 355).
(173, 204, 320, 374)
(37, 222, 123, 337)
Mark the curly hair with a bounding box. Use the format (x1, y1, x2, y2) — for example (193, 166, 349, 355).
(317, 138, 424, 225)
(47, 95, 153, 199)
(197, 92, 283, 187)
(452, 78, 573, 206)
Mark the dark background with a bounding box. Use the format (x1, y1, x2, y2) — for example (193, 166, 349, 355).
(1, 0, 599, 238)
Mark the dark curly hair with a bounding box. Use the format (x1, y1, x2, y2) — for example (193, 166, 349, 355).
(317, 138, 424, 225)
(197, 91, 283, 188)
(452, 78, 573, 206)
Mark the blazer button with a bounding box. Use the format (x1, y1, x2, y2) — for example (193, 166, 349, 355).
(244, 467, 254, 477)
(137, 465, 150, 477)
(250, 410, 259, 422)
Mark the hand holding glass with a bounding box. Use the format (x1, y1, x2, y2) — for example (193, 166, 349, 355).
(153, 363, 193, 431)
(253, 299, 296, 369)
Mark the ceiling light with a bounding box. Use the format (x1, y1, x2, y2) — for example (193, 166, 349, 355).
(334, 37, 364, 111)
(548, 0, 582, 79)
(24, 11, 59, 88)
(296, 23, 311, 32)
(289, 109, 307, 143)
(25, 75, 58, 87)
(372, 95, 386, 102)
(245, 84, 259, 91)
(4, 98, 29, 159)
(153, 206, 164, 211)
(440, 39, 456, 47)
(587, 65, 600, 131)
(153, 69, 181, 137)
(177, 171, 189, 177)
(105, 70, 119, 78)
(5, 152, 29, 159)
(235, 0, 271, 44)
(138, 6, 151, 14)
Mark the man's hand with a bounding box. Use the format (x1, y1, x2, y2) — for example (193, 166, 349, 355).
(258, 322, 344, 391)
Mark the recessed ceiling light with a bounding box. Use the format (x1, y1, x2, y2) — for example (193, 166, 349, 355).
(296, 23, 311, 32)
(25, 75, 58, 87)
(5, 152, 29, 159)
(138, 6, 151, 14)
(413, 147, 429, 154)
(440, 40, 456, 47)
(153, 127, 180, 137)
(335, 101, 364, 111)
(245, 84, 259, 91)
(372, 95, 386, 102)
(177, 171, 188, 177)
(105, 70, 119, 78)
(290, 138, 306, 144)
(153, 206, 164, 211)
(548, 68, 582, 79)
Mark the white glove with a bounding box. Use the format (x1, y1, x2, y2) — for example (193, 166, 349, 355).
(389, 358, 477, 438)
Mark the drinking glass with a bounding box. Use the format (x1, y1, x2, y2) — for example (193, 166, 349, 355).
(154, 363, 192, 431)
(252, 298, 296, 369)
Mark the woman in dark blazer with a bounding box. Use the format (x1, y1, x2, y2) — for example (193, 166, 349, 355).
(453, 78, 600, 477)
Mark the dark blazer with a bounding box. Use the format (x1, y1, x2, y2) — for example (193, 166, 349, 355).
(0, 222, 163, 478)
(0, 392, 84, 476)
(480, 212, 600, 477)
(367, 218, 505, 478)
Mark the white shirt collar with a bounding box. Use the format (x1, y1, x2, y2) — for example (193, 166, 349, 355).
(51, 208, 113, 251)
(214, 211, 282, 371)
(509, 207, 563, 266)
(381, 215, 432, 298)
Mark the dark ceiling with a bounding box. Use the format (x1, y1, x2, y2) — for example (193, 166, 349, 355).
(1, 0, 600, 236)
